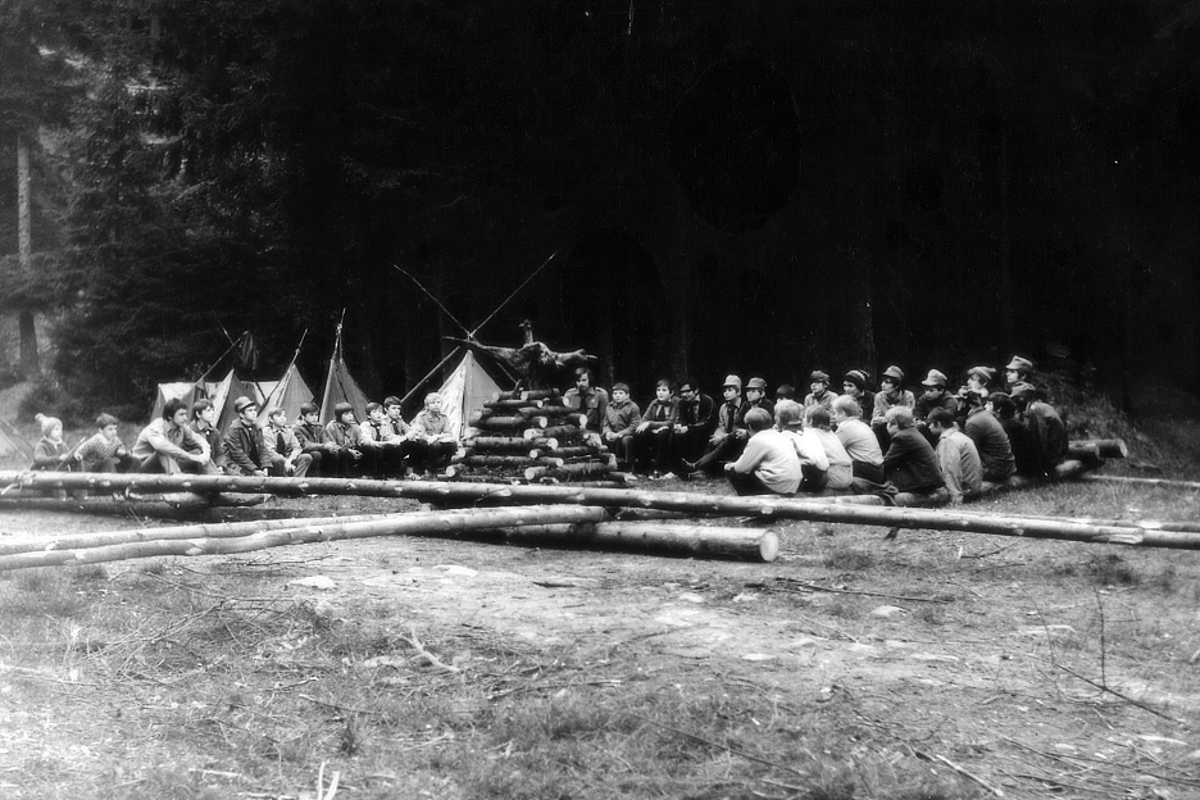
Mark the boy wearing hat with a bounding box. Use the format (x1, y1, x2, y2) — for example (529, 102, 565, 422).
(132, 398, 214, 474)
(841, 370, 875, 425)
(915, 369, 959, 422)
(224, 396, 270, 477)
(963, 366, 998, 404)
(1005, 356, 1033, 389)
(723, 407, 802, 496)
(928, 408, 982, 504)
(736, 376, 775, 434)
(602, 382, 642, 471)
(802, 370, 839, 419)
(683, 374, 746, 476)
(32, 414, 74, 472)
(872, 365, 915, 451)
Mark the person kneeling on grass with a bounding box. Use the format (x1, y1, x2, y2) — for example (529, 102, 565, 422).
(723, 407, 802, 496)
(74, 413, 135, 473)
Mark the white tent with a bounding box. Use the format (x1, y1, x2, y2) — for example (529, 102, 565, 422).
(437, 351, 504, 441)
(258, 363, 315, 426)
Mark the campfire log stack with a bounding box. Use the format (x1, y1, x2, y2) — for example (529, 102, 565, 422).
(452, 389, 625, 484)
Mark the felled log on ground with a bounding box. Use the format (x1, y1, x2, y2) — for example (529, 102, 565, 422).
(0, 513, 393, 557)
(1080, 474, 1200, 491)
(10, 468, 1191, 549)
(518, 405, 579, 420)
(0, 505, 611, 572)
(489, 521, 778, 561)
(1068, 439, 1128, 460)
(530, 445, 598, 459)
(457, 455, 564, 469)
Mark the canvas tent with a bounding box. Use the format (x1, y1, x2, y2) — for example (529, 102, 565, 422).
(258, 363, 315, 426)
(437, 351, 504, 441)
(319, 325, 370, 423)
(150, 381, 203, 422)
(0, 418, 34, 461)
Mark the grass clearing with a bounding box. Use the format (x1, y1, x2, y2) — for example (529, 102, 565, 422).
(1, 405, 1200, 798)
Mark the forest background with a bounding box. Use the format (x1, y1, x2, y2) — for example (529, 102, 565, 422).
(1, 0, 1198, 422)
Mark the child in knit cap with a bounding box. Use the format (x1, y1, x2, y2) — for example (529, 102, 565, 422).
(32, 413, 74, 472)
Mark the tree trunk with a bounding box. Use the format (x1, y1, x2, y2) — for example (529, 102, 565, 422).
(0, 505, 611, 571)
(493, 521, 778, 561)
(16, 135, 39, 377)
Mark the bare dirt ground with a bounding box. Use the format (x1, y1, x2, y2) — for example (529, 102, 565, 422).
(1, 477, 1198, 799)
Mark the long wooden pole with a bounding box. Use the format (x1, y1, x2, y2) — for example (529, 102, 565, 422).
(0, 513, 393, 557)
(489, 522, 778, 561)
(3, 471, 1197, 549)
(0, 506, 611, 571)
(1081, 474, 1200, 491)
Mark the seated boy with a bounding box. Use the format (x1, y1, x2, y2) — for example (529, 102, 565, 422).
(223, 396, 271, 477)
(292, 402, 351, 477)
(723, 407, 802, 496)
(602, 382, 642, 471)
(262, 408, 314, 478)
(408, 392, 458, 475)
(831, 395, 885, 484)
(881, 406, 945, 495)
(189, 400, 229, 474)
(776, 400, 830, 491)
(359, 401, 407, 477)
(802, 371, 839, 420)
(928, 408, 982, 503)
(671, 377, 716, 472)
(634, 380, 678, 477)
(963, 394, 1016, 482)
(74, 413, 135, 473)
(806, 407, 854, 490)
(324, 402, 367, 475)
(1010, 383, 1069, 477)
(132, 398, 214, 474)
(684, 375, 745, 476)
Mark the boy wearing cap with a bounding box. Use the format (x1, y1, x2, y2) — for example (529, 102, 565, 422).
(915, 369, 959, 422)
(802, 371, 839, 420)
(132, 398, 214, 474)
(841, 370, 875, 425)
(928, 408, 982, 503)
(223, 396, 270, 477)
(683, 374, 746, 476)
(671, 377, 716, 470)
(724, 407, 802, 496)
(736, 377, 775, 433)
(882, 406, 945, 495)
(872, 365, 915, 451)
(962, 366, 998, 405)
(1011, 383, 1068, 477)
(831, 395, 886, 484)
(1005, 356, 1033, 389)
(602, 382, 642, 471)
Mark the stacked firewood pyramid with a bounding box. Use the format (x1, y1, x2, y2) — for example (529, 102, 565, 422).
(449, 388, 626, 484)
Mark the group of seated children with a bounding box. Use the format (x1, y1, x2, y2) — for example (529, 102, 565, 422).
(564, 356, 1068, 501)
(34, 391, 458, 480)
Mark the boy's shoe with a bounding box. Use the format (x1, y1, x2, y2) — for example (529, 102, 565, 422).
(680, 459, 697, 473)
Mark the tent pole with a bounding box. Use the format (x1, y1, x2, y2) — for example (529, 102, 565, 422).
(468, 247, 560, 339)
(399, 347, 463, 407)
